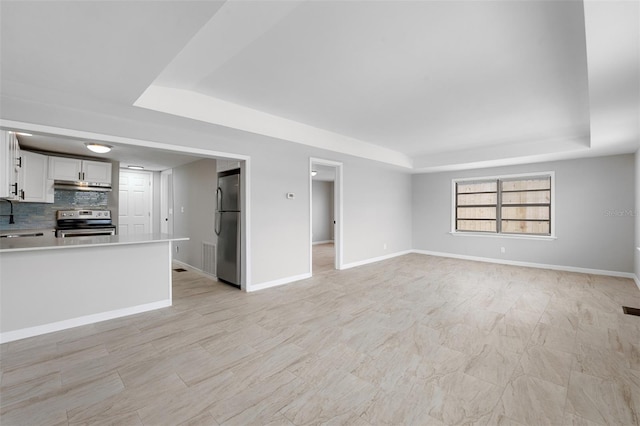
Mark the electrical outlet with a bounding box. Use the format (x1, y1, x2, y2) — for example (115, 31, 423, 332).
(500, 247, 506, 254)
(383, 243, 387, 250)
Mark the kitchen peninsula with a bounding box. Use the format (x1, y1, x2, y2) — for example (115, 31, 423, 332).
(0, 233, 188, 343)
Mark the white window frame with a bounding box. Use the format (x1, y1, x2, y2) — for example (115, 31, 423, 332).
(450, 171, 556, 240)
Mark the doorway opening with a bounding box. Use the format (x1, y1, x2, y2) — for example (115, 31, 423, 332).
(2, 119, 251, 290)
(310, 158, 343, 275)
(159, 159, 248, 291)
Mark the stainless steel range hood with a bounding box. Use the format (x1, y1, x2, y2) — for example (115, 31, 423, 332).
(53, 180, 112, 192)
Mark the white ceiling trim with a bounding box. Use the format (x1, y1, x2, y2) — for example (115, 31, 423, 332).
(134, 85, 414, 169)
(413, 149, 598, 174)
(412, 134, 590, 170)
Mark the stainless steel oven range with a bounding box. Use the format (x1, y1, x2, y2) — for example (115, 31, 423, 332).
(55, 209, 116, 238)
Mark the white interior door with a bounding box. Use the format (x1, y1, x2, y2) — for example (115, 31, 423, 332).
(119, 170, 152, 236)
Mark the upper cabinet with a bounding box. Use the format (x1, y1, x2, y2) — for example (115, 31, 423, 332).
(0, 130, 21, 200)
(0, 130, 54, 203)
(1, 131, 113, 203)
(47, 156, 81, 181)
(82, 160, 112, 184)
(20, 151, 54, 203)
(48, 156, 112, 184)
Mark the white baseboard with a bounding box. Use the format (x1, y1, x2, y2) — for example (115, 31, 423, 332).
(312, 240, 334, 245)
(173, 260, 217, 280)
(412, 249, 636, 280)
(248, 272, 312, 292)
(341, 250, 413, 270)
(0, 300, 171, 344)
(249, 250, 410, 291)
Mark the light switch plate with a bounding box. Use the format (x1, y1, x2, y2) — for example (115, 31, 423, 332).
(286, 192, 295, 199)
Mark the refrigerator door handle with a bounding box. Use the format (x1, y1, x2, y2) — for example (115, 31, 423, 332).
(214, 211, 221, 236)
(216, 187, 223, 211)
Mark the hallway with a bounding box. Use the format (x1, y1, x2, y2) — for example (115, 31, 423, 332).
(312, 242, 334, 274)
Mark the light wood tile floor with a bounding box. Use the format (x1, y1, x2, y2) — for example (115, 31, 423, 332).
(2, 254, 640, 425)
(313, 243, 335, 274)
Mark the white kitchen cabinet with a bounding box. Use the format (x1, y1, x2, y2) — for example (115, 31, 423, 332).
(0, 130, 22, 200)
(47, 156, 81, 181)
(48, 156, 112, 184)
(82, 159, 112, 183)
(19, 151, 54, 203)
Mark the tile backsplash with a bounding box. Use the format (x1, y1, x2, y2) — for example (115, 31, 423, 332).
(0, 190, 108, 230)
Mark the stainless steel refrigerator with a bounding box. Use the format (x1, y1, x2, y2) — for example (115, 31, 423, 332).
(215, 169, 241, 288)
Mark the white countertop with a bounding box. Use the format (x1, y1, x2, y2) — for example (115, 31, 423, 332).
(0, 233, 188, 253)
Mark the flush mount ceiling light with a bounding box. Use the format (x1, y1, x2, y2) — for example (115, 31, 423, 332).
(85, 142, 112, 153)
(127, 165, 145, 170)
(311, 170, 318, 176)
(8, 131, 33, 136)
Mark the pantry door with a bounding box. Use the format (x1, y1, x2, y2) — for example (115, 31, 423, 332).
(119, 170, 152, 235)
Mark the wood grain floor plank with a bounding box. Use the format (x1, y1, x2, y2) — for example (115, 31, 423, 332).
(1, 250, 639, 425)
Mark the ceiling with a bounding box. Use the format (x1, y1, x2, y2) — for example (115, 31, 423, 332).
(1, 1, 638, 171)
(15, 133, 204, 172)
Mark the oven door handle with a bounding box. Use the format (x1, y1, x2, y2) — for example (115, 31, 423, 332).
(57, 229, 116, 238)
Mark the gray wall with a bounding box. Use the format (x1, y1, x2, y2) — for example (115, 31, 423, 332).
(2, 88, 634, 280)
(345, 160, 413, 263)
(413, 154, 635, 273)
(172, 159, 217, 271)
(312, 180, 334, 243)
(0, 93, 416, 285)
(633, 151, 640, 278)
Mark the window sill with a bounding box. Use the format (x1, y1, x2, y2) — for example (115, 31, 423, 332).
(449, 231, 557, 241)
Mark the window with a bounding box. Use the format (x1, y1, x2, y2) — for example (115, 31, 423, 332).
(454, 173, 553, 236)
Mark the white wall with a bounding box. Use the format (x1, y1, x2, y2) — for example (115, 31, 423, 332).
(0, 94, 414, 286)
(413, 154, 635, 273)
(312, 180, 333, 243)
(172, 158, 217, 271)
